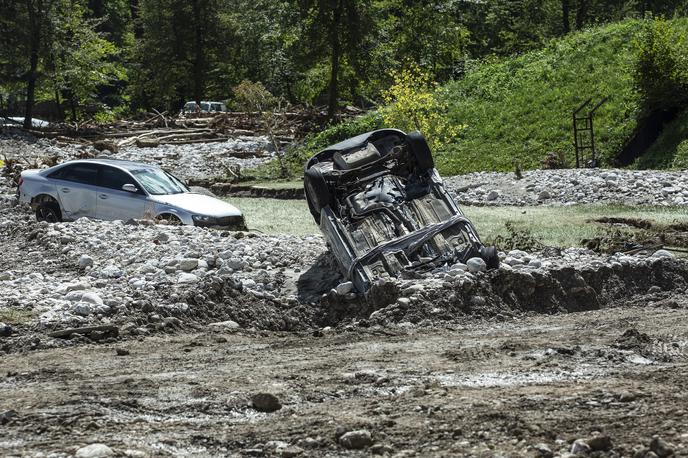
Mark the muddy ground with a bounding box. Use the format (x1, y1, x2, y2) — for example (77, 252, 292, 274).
(2, 301, 688, 457)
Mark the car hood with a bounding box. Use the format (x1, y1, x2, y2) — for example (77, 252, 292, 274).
(149, 193, 242, 216)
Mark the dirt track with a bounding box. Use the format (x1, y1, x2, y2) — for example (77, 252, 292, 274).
(2, 301, 688, 457)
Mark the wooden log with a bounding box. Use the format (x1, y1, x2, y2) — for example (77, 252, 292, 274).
(48, 325, 119, 339)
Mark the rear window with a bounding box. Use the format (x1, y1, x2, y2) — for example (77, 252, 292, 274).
(48, 163, 98, 186)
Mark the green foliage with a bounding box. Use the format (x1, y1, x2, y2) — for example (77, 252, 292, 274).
(309, 19, 649, 174)
(382, 64, 463, 153)
(233, 80, 276, 112)
(634, 18, 688, 114)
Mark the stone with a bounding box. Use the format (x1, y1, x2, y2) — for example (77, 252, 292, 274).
(587, 435, 612, 451)
(78, 254, 94, 269)
(466, 257, 487, 273)
(336, 281, 354, 295)
(650, 436, 674, 458)
(0, 323, 12, 337)
(209, 320, 240, 329)
(339, 430, 373, 450)
(81, 292, 104, 306)
(252, 392, 282, 412)
(486, 190, 500, 201)
(115, 348, 130, 356)
(72, 303, 93, 316)
(277, 445, 304, 457)
(538, 190, 551, 200)
(570, 439, 590, 455)
(533, 443, 553, 458)
(179, 258, 199, 272)
(0, 410, 18, 425)
(651, 250, 675, 259)
(75, 444, 114, 458)
(0, 271, 12, 281)
(177, 273, 199, 284)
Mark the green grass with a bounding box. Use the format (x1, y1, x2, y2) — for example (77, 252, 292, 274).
(277, 18, 688, 177)
(465, 205, 688, 247)
(230, 197, 688, 248)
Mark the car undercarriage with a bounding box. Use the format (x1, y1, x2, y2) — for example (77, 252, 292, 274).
(305, 129, 498, 293)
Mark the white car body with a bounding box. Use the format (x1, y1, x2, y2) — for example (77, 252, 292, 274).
(17, 159, 245, 229)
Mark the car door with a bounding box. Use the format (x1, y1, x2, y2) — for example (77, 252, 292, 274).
(95, 165, 148, 221)
(48, 163, 99, 219)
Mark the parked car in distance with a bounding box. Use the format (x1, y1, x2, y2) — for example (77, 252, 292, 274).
(18, 159, 246, 230)
(304, 129, 499, 293)
(180, 101, 227, 115)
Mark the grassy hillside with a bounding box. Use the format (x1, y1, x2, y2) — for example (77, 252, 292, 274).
(634, 108, 688, 169)
(290, 19, 688, 176)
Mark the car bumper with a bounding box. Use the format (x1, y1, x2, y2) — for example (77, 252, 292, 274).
(193, 214, 247, 231)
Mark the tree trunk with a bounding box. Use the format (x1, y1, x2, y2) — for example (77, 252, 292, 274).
(191, 0, 205, 104)
(562, 0, 570, 34)
(575, 0, 588, 30)
(24, 0, 42, 129)
(327, 0, 343, 120)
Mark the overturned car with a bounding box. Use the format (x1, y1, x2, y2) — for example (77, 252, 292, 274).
(305, 129, 499, 293)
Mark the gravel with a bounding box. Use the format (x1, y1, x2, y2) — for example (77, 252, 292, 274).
(445, 169, 688, 206)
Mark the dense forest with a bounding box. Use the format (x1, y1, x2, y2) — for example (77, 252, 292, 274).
(1, 0, 688, 128)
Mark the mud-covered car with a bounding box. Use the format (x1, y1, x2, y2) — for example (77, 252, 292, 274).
(304, 129, 499, 292)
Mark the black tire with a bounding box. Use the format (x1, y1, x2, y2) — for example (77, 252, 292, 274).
(480, 245, 500, 270)
(35, 202, 61, 223)
(304, 167, 333, 224)
(406, 131, 434, 172)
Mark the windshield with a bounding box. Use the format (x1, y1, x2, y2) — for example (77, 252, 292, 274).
(131, 168, 188, 195)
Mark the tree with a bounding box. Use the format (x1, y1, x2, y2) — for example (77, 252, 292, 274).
(295, 0, 373, 119)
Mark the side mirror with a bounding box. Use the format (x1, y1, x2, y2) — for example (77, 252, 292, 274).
(122, 183, 138, 193)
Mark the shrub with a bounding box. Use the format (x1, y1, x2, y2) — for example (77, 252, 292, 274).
(233, 80, 276, 112)
(634, 18, 688, 114)
(382, 64, 464, 153)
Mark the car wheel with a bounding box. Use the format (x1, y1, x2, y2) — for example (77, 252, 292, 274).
(304, 167, 333, 224)
(406, 131, 434, 172)
(35, 203, 62, 223)
(480, 245, 500, 269)
(155, 214, 183, 225)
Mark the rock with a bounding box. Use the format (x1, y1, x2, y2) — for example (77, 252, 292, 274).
(177, 272, 199, 284)
(587, 435, 612, 451)
(277, 445, 304, 457)
(0, 323, 12, 337)
(650, 436, 674, 458)
(651, 249, 675, 259)
(75, 444, 114, 458)
(78, 254, 94, 268)
(570, 439, 591, 454)
(0, 410, 18, 425)
(0, 271, 11, 281)
(115, 348, 130, 356)
(466, 257, 487, 273)
(72, 303, 94, 317)
(335, 281, 354, 295)
(533, 443, 553, 458)
(179, 258, 199, 271)
(486, 190, 500, 201)
(538, 190, 551, 200)
(252, 392, 282, 412)
(81, 292, 104, 306)
(339, 430, 373, 450)
(209, 320, 241, 329)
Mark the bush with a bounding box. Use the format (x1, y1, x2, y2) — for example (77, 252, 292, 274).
(382, 65, 464, 154)
(634, 18, 688, 114)
(233, 80, 276, 112)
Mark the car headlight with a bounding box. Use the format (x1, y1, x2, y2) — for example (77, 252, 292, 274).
(192, 214, 218, 225)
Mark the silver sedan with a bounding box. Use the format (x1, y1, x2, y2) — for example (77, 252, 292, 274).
(17, 159, 246, 229)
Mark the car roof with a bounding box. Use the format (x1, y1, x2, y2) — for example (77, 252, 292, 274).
(62, 158, 161, 171)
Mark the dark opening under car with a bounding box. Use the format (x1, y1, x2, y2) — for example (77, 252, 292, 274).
(304, 129, 499, 293)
